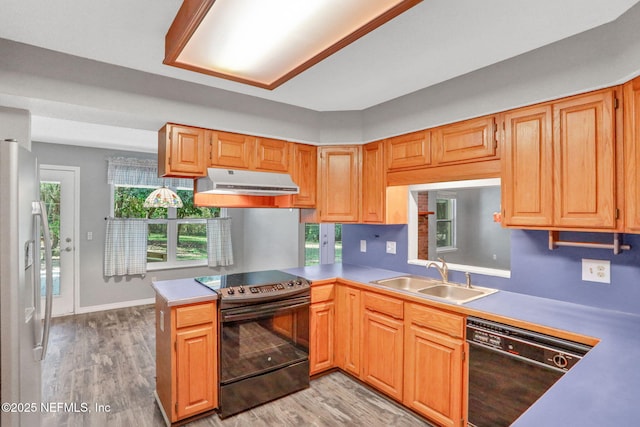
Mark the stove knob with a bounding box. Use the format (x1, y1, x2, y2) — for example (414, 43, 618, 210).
(287, 281, 295, 287)
(227, 288, 235, 295)
(238, 286, 245, 294)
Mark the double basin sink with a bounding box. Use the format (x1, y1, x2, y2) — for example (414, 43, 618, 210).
(369, 275, 498, 304)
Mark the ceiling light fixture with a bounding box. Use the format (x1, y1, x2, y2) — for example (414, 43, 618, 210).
(164, 0, 422, 90)
(144, 187, 184, 208)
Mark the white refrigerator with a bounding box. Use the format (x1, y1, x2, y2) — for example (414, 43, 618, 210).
(1, 134, 54, 425)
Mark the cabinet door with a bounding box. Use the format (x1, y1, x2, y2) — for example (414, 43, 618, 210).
(209, 131, 254, 169)
(624, 78, 640, 232)
(310, 301, 335, 375)
(291, 143, 317, 207)
(362, 310, 403, 401)
(318, 146, 360, 222)
(336, 286, 361, 377)
(254, 138, 289, 172)
(159, 124, 206, 177)
(175, 323, 216, 419)
(362, 141, 385, 223)
(386, 131, 431, 170)
(404, 324, 464, 427)
(502, 105, 554, 227)
(432, 116, 497, 165)
(553, 90, 617, 228)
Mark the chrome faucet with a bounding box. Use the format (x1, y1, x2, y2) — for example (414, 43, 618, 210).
(427, 257, 449, 283)
(465, 272, 472, 289)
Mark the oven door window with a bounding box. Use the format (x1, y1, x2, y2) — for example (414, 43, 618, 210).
(220, 301, 309, 385)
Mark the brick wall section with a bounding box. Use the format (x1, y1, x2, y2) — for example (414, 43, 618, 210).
(417, 192, 429, 259)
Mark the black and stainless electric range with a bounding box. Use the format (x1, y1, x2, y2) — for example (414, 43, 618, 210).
(196, 270, 311, 419)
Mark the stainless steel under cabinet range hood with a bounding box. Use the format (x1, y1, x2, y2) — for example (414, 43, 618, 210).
(197, 168, 299, 196)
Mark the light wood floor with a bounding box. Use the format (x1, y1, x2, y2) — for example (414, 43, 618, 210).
(42, 305, 433, 427)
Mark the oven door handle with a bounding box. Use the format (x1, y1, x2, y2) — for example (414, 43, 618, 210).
(222, 299, 310, 322)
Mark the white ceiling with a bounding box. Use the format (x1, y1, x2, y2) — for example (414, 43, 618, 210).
(2, 0, 639, 113)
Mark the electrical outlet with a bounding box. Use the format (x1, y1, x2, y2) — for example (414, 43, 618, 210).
(87, 231, 93, 241)
(360, 240, 367, 252)
(386, 241, 396, 254)
(582, 259, 611, 284)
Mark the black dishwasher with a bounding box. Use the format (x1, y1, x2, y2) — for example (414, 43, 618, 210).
(466, 317, 592, 427)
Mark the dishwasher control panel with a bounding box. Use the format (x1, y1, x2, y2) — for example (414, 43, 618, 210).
(467, 317, 592, 372)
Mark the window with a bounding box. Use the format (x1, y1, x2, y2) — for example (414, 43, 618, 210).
(304, 223, 341, 266)
(435, 195, 456, 251)
(408, 179, 511, 278)
(112, 185, 220, 268)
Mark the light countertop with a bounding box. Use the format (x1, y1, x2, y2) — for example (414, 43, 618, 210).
(152, 263, 640, 426)
(151, 277, 217, 307)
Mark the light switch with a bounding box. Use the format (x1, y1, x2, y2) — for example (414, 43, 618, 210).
(360, 240, 367, 252)
(582, 259, 611, 284)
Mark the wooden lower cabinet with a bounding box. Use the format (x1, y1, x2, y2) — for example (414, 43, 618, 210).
(310, 283, 336, 375)
(335, 286, 362, 377)
(156, 298, 218, 423)
(404, 324, 465, 427)
(310, 301, 335, 375)
(175, 323, 217, 419)
(404, 302, 466, 427)
(332, 285, 467, 426)
(362, 307, 404, 401)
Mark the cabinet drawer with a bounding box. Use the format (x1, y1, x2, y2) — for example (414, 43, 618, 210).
(363, 292, 403, 319)
(175, 302, 215, 329)
(406, 303, 464, 338)
(311, 284, 335, 303)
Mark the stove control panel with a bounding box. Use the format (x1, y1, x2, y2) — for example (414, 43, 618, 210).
(220, 279, 310, 300)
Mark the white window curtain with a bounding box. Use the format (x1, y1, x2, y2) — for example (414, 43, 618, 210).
(104, 218, 148, 277)
(107, 157, 192, 189)
(207, 218, 234, 267)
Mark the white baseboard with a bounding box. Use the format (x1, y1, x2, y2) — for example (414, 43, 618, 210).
(73, 297, 155, 315)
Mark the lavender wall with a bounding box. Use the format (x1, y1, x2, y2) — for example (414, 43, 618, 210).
(342, 224, 640, 315)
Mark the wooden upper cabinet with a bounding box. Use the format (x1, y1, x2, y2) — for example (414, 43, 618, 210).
(318, 146, 360, 222)
(624, 77, 640, 233)
(362, 141, 385, 223)
(158, 124, 206, 177)
(362, 141, 409, 224)
(502, 105, 554, 227)
(253, 137, 289, 172)
(386, 131, 431, 170)
(501, 88, 620, 231)
(432, 115, 498, 165)
(553, 89, 617, 229)
(290, 143, 317, 208)
(209, 130, 254, 169)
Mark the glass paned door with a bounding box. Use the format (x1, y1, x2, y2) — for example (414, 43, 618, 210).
(304, 223, 341, 266)
(40, 167, 77, 316)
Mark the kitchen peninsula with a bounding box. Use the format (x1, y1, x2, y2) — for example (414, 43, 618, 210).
(152, 264, 640, 426)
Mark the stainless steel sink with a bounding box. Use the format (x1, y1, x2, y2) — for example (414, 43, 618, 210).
(370, 275, 441, 292)
(370, 275, 498, 304)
